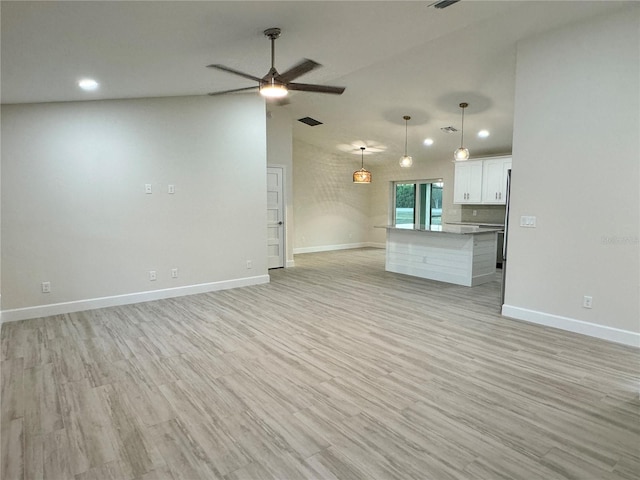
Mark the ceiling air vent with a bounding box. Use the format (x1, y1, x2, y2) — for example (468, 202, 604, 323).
(441, 126, 458, 133)
(429, 0, 460, 9)
(298, 116, 323, 127)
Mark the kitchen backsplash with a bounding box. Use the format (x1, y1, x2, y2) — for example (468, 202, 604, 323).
(461, 205, 506, 224)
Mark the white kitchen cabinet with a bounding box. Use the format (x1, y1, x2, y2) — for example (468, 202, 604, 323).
(453, 156, 512, 205)
(453, 161, 483, 204)
(481, 156, 512, 204)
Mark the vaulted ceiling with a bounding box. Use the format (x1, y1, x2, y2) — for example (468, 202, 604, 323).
(1, 1, 627, 163)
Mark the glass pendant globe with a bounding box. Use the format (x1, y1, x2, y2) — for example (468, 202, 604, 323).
(454, 147, 470, 161)
(399, 155, 413, 168)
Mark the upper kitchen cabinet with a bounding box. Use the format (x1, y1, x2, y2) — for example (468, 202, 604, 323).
(454, 156, 512, 205)
(453, 160, 483, 204)
(481, 156, 512, 204)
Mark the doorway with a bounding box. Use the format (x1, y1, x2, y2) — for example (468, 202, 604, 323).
(267, 166, 285, 269)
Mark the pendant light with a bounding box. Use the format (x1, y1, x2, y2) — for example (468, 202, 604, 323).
(399, 115, 413, 168)
(454, 102, 470, 161)
(353, 147, 372, 184)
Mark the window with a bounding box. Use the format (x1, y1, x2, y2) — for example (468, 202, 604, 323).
(393, 180, 443, 227)
(394, 183, 416, 225)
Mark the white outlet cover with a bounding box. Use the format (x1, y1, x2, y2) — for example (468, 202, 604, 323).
(520, 215, 537, 227)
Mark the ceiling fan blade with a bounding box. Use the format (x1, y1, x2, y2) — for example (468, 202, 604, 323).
(288, 83, 345, 95)
(277, 59, 321, 83)
(206, 64, 262, 83)
(207, 86, 258, 96)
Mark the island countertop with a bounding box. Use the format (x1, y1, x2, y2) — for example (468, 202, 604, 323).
(377, 224, 503, 235)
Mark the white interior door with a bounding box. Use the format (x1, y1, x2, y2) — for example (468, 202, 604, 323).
(267, 167, 285, 269)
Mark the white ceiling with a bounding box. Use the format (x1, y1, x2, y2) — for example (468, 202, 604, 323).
(1, 1, 628, 163)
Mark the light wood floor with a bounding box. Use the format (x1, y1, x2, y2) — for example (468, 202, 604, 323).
(2, 248, 639, 479)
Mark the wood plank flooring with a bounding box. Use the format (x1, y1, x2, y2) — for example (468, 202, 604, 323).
(2, 248, 639, 479)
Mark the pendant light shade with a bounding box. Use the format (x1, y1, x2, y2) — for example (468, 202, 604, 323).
(353, 147, 372, 184)
(454, 102, 470, 161)
(399, 115, 413, 168)
(454, 146, 470, 161)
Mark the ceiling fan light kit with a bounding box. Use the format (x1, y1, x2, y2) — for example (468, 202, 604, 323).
(260, 80, 288, 98)
(207, 27, 345, 100)
(454, 102, 470, 161)
(353, 147, 372, 184)
(399, 115, 413, 168)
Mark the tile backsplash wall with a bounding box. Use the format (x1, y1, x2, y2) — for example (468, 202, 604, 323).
(461, 205, 506, 224)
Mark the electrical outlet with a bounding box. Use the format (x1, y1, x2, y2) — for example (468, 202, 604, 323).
(472, 210, 477, 216)
(583, 295, 593, 309)
(41, 281, 51, 293)
(149, 270, 157, 281)
(171, 268, 178, 278)
(168, 184, 175, 194)
(246, 260, 252, 269)
(145, 184, 152, 194)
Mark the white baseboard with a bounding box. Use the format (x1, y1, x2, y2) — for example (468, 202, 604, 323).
(293, 242, 384, 255)
(0, 275, 270, 324)
(286, 259, 295, 268)
(501, 304, 639, 348)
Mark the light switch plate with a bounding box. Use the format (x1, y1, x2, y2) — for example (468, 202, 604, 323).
(520, 215, 536, 227)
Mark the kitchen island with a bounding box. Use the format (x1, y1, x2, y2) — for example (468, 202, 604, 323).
(380, 224, 502, 287)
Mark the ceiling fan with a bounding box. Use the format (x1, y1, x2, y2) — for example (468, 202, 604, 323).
(207, 28, 346, 100)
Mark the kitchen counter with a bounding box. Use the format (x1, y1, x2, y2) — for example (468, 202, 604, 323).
(445, 221, 504, 228)
(381, 224, 498, 286)
(381, 224, 503, 235)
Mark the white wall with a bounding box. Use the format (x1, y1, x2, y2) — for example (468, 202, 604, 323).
(503, 5, 640, 346)
(1, 95, 268, 320)
(293, 139, 371, 253)
(266, 108, 295, 267)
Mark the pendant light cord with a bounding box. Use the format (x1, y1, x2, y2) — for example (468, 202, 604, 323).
(459, 103, 467, 148)
(402, 115, 411, 157)
(460, 107, 464, 147)
(361, 147, 365, 168)
(405, 119, 408, 156)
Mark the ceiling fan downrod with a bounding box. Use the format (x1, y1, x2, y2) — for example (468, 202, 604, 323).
(264, 28, 281, 71)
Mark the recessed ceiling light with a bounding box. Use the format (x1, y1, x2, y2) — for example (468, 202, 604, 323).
(423, 138, 434, 146)
(478, 129, 490, 138)
(78, 78, 99, 91)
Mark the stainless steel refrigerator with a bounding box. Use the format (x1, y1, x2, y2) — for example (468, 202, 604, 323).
(500, 169, 511, 306)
